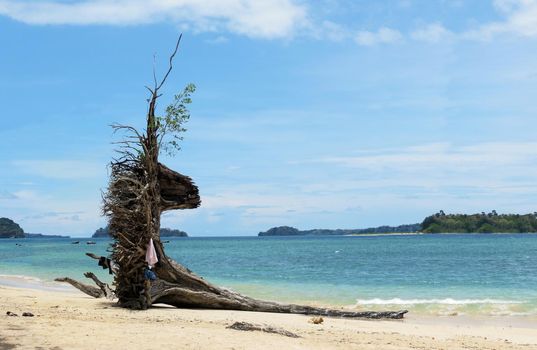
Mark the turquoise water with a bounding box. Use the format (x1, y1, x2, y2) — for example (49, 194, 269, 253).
(1, 234, 537, 316)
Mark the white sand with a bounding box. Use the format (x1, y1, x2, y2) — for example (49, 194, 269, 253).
(1, 285, 537, 349)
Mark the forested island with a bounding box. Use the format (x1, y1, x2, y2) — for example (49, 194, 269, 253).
(421, 211, 537, 233)
(24, 233, 71, 238)
(0, 217, 70, 238)
(93, 226, 189, 238)
(0, 217, 24, 238)
(259, 211, 537, 236)
(258, 224, 421, 236)
(4, 211, 537, 240)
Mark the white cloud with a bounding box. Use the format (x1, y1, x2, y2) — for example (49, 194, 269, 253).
(4, 0, 537, 44)
(139, 141, 537, 233)
(411, 23, 454, 43)
(465, 0, 537, 40)
(355, 27, 403, 46)
(494, 0, 525, 13)
(310, 20, 350, 41)
(205, 35, 229, 45)
(200, 191, 356, 222)
(287, 142, 536, 198)
(198, 142, 537, 214)
(13, 160, 106, 180)
(0, 190, 17, 199)
(317, 142, 537, 173)
(353, 1, 537, 46)
(0, 0, 307, 39)
(0, 189, 103, 235)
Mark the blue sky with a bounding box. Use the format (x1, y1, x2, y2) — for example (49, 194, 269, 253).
(1, 0, 536, 236)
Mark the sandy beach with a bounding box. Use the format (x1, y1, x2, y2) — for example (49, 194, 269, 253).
(1, 285, 536, 350)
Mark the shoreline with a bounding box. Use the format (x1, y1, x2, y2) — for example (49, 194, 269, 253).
(0, 274, 78, 293)
(3, 232, 537, 240)
(2, 273, 536, 318)
(1, 284, 537, 349)
(260, 232, 537, 237)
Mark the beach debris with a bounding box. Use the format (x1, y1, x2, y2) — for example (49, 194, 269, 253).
(22, 312, 34, 317)
(6, 311, 18, 317)
(309, 316, 324, 324)
(227, 322, 300, 338)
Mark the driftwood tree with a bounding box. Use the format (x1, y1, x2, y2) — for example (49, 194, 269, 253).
(57, 36, 407, 319)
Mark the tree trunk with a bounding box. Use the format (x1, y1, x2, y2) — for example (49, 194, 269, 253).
(63, 248, 407, 319)
(149, 254, 407, 319)
(58, 36, 408, 320)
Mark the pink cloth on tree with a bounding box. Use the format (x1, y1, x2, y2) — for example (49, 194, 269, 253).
(145, 238, 158, 267)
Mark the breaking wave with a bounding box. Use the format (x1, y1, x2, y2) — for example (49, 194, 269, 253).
(355, 298, 524, 305)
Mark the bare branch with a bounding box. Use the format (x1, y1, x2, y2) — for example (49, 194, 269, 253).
(145, 86, 154, 95)
(155, 34, 182, 92)
(110, 123, 143, 139)
(153, 53, 158, 91)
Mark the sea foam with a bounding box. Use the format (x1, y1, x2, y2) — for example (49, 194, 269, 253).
(354, 298, 524, 305)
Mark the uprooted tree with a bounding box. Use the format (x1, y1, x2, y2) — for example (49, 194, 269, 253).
(56, 36, 407, 319)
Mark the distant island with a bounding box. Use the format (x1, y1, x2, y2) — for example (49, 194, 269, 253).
(24, 233, 71, 239)
(259, 211, 537, 236)
(4, 211, 537, 240)
(258, 224, 421, 236)
(421, 210, 537, 233)
(0, 217, 25, 238)
(0, 217, 70, 238)
(93, 226, 189, 238)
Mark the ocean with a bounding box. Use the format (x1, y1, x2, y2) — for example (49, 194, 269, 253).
(1, 233, 537, 316)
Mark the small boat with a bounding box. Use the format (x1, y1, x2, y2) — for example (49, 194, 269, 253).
(86, 241, 96, 245)
(71, 241, 80, 244)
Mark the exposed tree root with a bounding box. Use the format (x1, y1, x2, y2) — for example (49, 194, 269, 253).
(149, 256, 407, 319)
(54, 277, 104, 299)
(55, 271, 114, 299)
(56, 36, 408, 321)
(58, 253, 407, 319)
